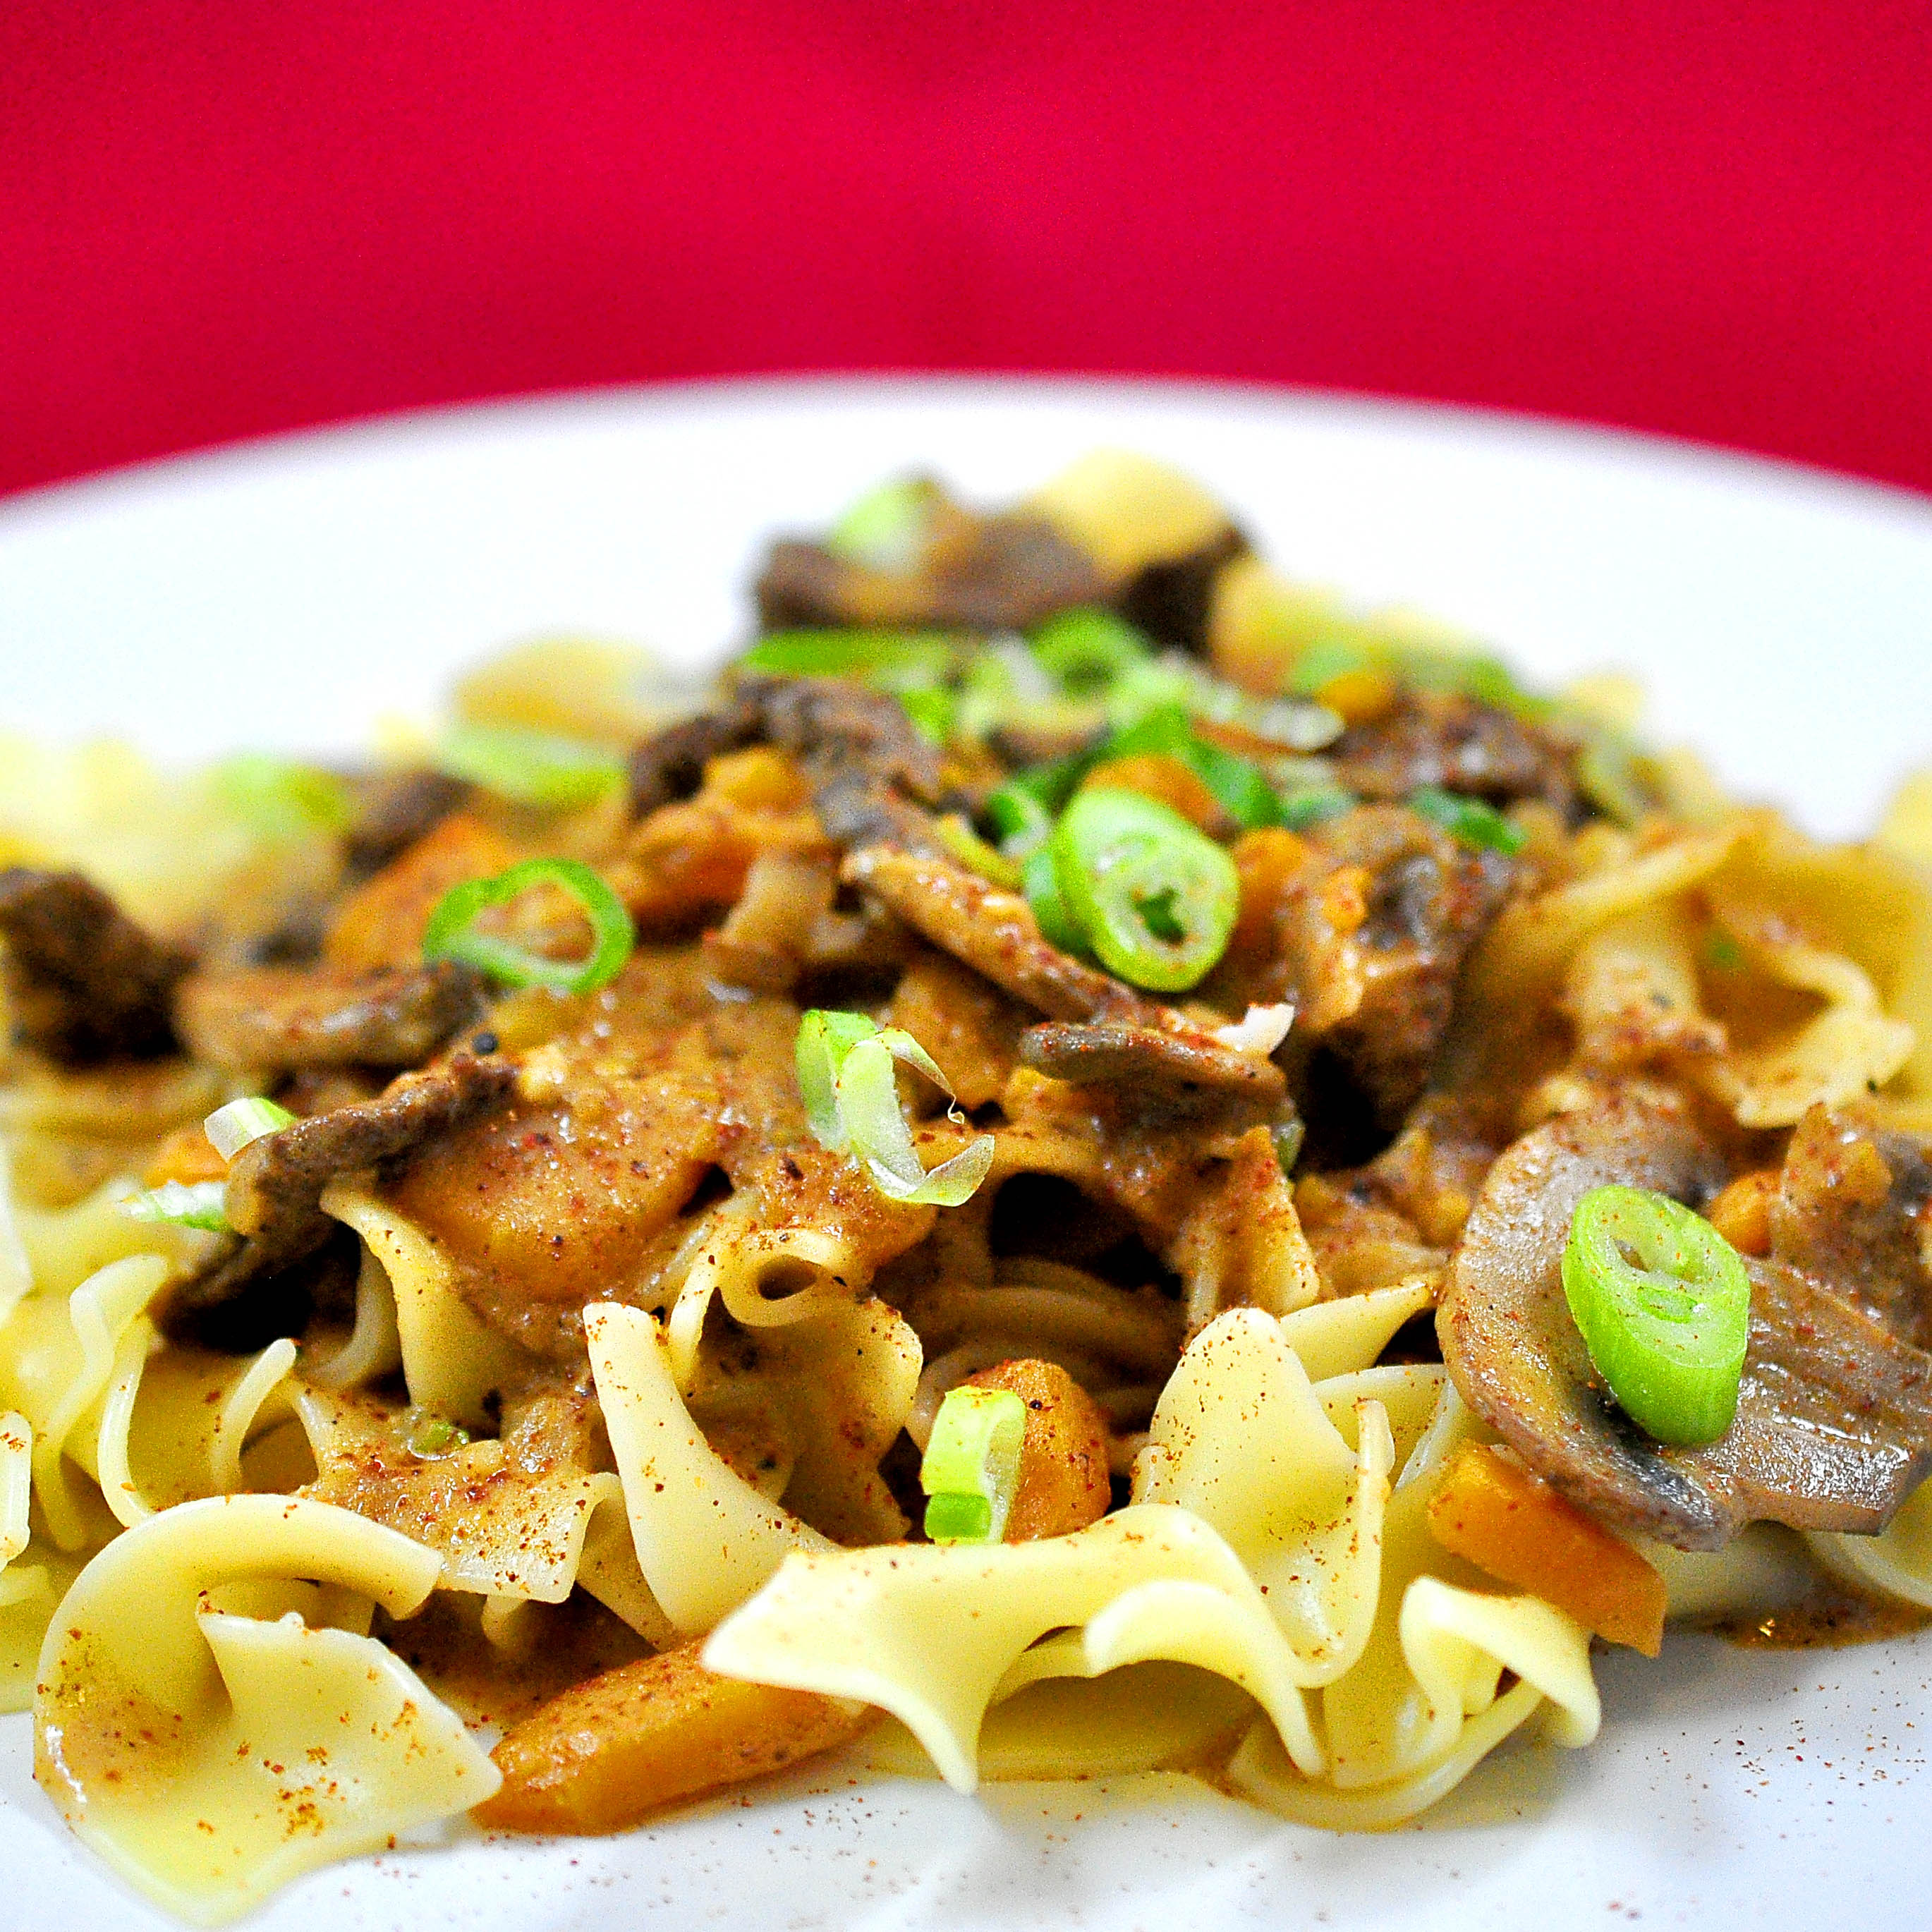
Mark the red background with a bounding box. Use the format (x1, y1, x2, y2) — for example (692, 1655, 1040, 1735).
(5, 1, 1931, 502)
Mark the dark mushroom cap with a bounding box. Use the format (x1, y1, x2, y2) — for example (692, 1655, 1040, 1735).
(1439, 1097, 1932, 1551)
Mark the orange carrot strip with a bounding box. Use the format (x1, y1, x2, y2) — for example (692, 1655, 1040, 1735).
(1426, 1442, 1667, 1655)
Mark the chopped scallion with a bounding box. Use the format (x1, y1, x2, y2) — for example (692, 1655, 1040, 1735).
(897, 685, 957, 745)
(1277, 784, 1355, 831)
(1561, 1184, 1751, 1446)
(1029, 607, 1151, 693)
(1051, 789, 1239, 992)
(738, 630, 956, 688)
(423, 858, 635, 995)
(406, 1412, 473, 1459)
(435, 723, 624, 810)
(1289, 635, 1375, 697)
(823, 477, 937, 571)
(212, 754, 351, 840)
(935, 815, 1023, 890)
(1409, 785, 1527, 856)
(794, 1011, 995, 1207)
(204, 1097, 296, 1163)
(123, 1180, 231, 1233)
(921, 1384, 1027, 1545)
(985, 779, 1057, 855)
(1107, 705, 1280, 830)
(1022, 842, 1086, 953)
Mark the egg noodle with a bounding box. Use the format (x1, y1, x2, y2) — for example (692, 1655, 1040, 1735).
(1, 454, 1929, 1921)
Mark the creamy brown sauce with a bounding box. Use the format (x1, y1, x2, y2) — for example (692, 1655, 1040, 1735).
(382, 1592, 651, 1732)
(1717, 1581, 1932, 1651)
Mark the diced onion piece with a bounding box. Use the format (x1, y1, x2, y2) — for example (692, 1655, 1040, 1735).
(203, 1097, 297, 1163)
(920, 1385, 1027, 1545)
(1212, 1003, 1296, 1055)
(123, 1179, 231, 1233)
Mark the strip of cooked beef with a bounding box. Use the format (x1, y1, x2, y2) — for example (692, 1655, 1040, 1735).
(1769, 1105, 1932, 1352)
(631, 676, 971, 853)
(755, 505, 1109, 636)
(844, 845, 1279, 1101)
(0, 868, 192, 1062)
(845, 844, 1144, 1024)
(172, 1050, 518, 1313)
(1439, 1098, 1932, 1550)
(1248, 805, 1517, 1126)
(344, 770, 472, 877)
(1119, 525, 1249, 655)
(625, 691, 766, 815)
(1019, 1021, 1286, 1104)
(1332, 691, 1579, 815)
(174, 960, 485, 1073)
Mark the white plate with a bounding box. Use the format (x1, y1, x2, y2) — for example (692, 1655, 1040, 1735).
(2, 376, 1931, 1931)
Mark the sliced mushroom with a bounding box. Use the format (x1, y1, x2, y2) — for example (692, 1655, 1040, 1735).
(1439, 1098, 1932, 1550)
(174, 961, 485, 1072)
(0, 868, 191, 1062)
(174, 1051, 518, 1313)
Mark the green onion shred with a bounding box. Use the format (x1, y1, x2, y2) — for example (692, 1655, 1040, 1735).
(1408, 785, 1528, 856)
(794, 1010, 994, 1207)
(921, 1384, 1028, 1544)
(436, 723, 625, 811)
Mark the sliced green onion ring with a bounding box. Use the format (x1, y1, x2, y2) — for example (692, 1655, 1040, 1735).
(204, 1097, 296, 1163)
(1052, 788, 1239, 992)
(1107, 705, 1280, 830)
(423, 858, 635, 995)
(823, 476, 938, 571)
(1022, 842, 1086, 954)
(935, 815, 1024, 890)
(123, 1180, 231, 1234)
(738, 630, 956, 687)
(1288, 634, 1378, 696)
(1408, 785, 1528, 856)
(1561, 1184, 1751, 1447)
(985, 777, 1062, 856)
(435, 723, 625, 810)
(794, 1011, 995, 1208)
(212, 753, 352, 840)
(921, 1384, 1027, 1544)
(1277, 784, 1356, 831)
(1029, 607, 1151, 693)
(896, 685, 957, 745)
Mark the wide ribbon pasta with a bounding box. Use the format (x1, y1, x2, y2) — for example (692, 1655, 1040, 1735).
(34, 1493, 498, 1924)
